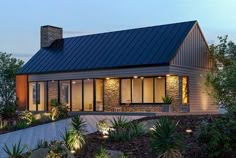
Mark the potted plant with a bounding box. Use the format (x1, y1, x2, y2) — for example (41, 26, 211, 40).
(161, 96, 173, 112)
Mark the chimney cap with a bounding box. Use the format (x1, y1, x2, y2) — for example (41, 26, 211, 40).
(41, 25, 62, 30)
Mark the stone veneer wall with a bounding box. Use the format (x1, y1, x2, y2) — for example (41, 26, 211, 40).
(104, 79, 120, 111)
(166, 76, 181, 112)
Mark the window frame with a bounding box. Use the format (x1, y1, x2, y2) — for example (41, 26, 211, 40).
(120, 76, 166, 105)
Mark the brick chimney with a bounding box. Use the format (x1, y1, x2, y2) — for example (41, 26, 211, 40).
(40, 25, 63, 48)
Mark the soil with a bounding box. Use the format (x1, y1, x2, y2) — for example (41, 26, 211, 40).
(75, 114, 236, 158)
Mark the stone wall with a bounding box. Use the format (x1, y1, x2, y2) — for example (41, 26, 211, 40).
(166, 76, 181, 112)
(104, 79, 120, 111)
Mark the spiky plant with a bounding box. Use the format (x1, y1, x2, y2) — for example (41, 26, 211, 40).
(94, 146, 109, 158)
(162, 96, 173, 104)
(3, 140, 26, 158)
(71, 115, 87, 133)
(111, 116, 129, 129)
(60, 128, 85, 151)
(150, 117, 184, 158)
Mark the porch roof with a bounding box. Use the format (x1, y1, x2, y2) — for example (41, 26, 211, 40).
(18, 21, 196, 74)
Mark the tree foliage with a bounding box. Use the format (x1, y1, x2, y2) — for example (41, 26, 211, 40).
(206, 36, 236, 109)
(0, 52, 24, 107)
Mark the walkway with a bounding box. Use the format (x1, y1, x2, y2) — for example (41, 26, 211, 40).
(0, 115, 143, 158)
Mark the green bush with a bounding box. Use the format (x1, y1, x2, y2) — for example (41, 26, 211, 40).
(197, 116, 235, 157)
(18, 111, 34, 125)
(109, 120, 144, 142)
(16, 119, 28, 129)
(50, 99, 68, 120)
(150, 117, 183, 158)
(46, 141, 71, 158)
(1, 102, 16, 119)
(71, 115, 87, 133)
(3, 140, 26, 158)
(96, 119, 110, 135)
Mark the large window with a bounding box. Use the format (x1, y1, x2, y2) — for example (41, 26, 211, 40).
(182, 76, 189, 104)
(60, 80, 70, 107)
(29, 82, 46, 111)
(95, 79, 104, 111)
(121, 77, 166, 104)
(72, 80, 82, 111)
(48, 80, 58, 110)
(84, 79, 94, 111)
(143, 78, 153, 103)
(121, 79, 131, 103)
(132, 79, 142, 103)
(155, 77, 165, 103)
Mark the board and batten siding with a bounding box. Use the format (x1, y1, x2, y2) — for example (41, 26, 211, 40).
(171, 23, 213, 69)
(170, 66, 217, 112)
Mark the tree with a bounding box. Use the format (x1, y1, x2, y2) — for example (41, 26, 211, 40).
(201, 36, 236, 157)
(0, 52, 24, 108)
(206, 36, 236, 109)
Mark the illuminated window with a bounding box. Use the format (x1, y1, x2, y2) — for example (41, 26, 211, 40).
(121, 79, 131, 103)
(182, 76, 189, 104)
(121, 77, 166, 104)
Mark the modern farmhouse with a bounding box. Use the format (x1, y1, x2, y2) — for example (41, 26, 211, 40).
(16, 21, 217, 113)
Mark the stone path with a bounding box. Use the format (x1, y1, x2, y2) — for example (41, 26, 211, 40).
(0, 115, 143, 158)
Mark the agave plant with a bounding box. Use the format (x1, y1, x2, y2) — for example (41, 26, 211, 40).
(162, 96, 173, 104)
(60, 128, 85, 151)
(71, 115, 87, 133)
(111, 116, 129, 129)
(94, 146, 109, 158)
(18, 111, 34, 125)
(3, 140, 26, 158)
(150, 117, 184, 158)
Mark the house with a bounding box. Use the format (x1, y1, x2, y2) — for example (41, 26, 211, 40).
(16, 21, 217, 113)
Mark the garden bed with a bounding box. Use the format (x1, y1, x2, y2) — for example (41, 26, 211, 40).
(75, 114, 236, 158)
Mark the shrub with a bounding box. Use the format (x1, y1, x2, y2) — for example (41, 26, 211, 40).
(96, 119, 110, 135)
(162, 96, 173, 104)
(71, 115, 87, 133)
(36, 139, 48, 149)
(150, 117, 183, 158)
(46, 141, 71, 158)
(3, 140, 26, 158)
(60, 128, 85, 151)
(18, 111, 34, 125)
(109, 120, 144, 142)
(111, 116, 129, 128)
(16, 119, 28, 129)
(94, 146, 109, 158)
(50, 99, 68, 120)
(1, 102, 16, 119)
(197, 117, 234, 157)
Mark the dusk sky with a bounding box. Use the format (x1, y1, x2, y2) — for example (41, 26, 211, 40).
(0, 0, 236, 61)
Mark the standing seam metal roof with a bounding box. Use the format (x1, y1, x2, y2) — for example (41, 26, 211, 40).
(18, 21, 196, 74)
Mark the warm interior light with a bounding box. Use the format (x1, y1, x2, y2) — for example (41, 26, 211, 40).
(158, 76, 162, 79)
(134, 76, 138, 79)
(72, 81, 76, 84)
(106, 77, 110, 80)
(166, 74, 170, 77)
(140, 77, 144, 79)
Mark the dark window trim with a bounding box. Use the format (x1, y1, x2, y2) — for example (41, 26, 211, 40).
(120, 76, 166, 105)
(69, 80, 72, 111)
(36, 81, 38, 111)
(46, 81, 48, 111)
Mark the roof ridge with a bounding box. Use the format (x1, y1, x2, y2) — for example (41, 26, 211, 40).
(63, 20, 197, 40)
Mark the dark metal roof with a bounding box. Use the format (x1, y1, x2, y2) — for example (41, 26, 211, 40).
(18, 21, 196, 74)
